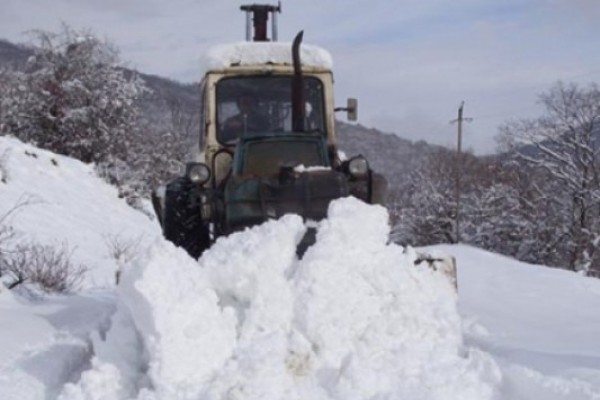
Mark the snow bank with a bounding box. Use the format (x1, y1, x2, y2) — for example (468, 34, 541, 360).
(0, 136, 160, 287)
(203, 42, 333, 70)
(63, 198, 500, 400)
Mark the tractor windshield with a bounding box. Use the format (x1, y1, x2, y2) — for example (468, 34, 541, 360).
(216, 76, 325, 144)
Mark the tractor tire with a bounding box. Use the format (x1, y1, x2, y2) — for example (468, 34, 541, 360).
(163, 178, 211, 259)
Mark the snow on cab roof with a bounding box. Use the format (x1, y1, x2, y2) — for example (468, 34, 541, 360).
(203, 42, 333, 70)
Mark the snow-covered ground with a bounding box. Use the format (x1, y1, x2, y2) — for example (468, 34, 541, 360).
(433, 244, 600, 400)
(1, 136, 599, 399)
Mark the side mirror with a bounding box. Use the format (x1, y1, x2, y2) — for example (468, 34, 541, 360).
(335, 98, 358, 122)
(346, 98, 358, 121)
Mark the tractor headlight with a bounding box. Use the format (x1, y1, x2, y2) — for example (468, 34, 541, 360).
(186, 163, 211, 185)
(348, 156, 369, 178)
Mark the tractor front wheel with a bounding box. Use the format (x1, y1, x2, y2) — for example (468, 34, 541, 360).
(163, 178, 211, 259)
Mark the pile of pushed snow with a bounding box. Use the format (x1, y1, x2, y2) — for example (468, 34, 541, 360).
(62, 198, 500, 400)
(0, 136, 160, 287)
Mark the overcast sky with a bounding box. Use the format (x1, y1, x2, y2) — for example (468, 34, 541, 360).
(3, 0, 600, 154)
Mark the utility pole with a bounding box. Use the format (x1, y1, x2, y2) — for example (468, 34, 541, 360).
(450, 101, 472, 243)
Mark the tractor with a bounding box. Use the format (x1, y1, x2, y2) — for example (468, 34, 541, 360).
(152, 3, 387, 259)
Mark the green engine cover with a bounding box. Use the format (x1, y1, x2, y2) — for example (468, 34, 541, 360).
(224, 171, 350, 231)
(223, 133, 349, 231)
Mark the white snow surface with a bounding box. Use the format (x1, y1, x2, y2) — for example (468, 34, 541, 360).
(0, 136, 160, 288)
(1, 136, 600, 400)
(430, 244, 600, 400)
(202, 42, 333, 71)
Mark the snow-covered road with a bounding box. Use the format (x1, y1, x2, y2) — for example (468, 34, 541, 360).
(440, 244, 600, 400)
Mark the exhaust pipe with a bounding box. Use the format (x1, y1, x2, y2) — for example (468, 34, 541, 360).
(241, 2, 281, 42)
(292, 30, 305, 132)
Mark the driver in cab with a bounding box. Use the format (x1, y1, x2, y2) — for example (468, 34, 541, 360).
(221, 92, 270, 143)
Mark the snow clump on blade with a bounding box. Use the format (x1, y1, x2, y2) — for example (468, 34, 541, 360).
(61, 198, 500, 400)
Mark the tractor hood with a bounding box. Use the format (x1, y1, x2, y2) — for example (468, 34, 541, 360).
(224, 169, 349, 232)
(224, 134, 346, 231)
(231, 134, 330, 177)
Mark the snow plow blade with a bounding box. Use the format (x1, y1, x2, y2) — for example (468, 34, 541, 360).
(414, 253, 458, 290)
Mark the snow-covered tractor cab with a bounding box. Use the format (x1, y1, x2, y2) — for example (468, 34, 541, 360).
(153, 4, 387, 258)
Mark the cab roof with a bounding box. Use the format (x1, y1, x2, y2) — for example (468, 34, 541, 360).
(202, 42, 333, 71)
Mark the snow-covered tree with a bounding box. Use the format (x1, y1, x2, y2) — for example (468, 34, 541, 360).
(0, 67, 20, 133)
(118, 80, 201, 200)
(392, 148, 533, 261)
(498, 81, 600, 275)
(391, 149, 457, 245)
(1, 25, 146, 164)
